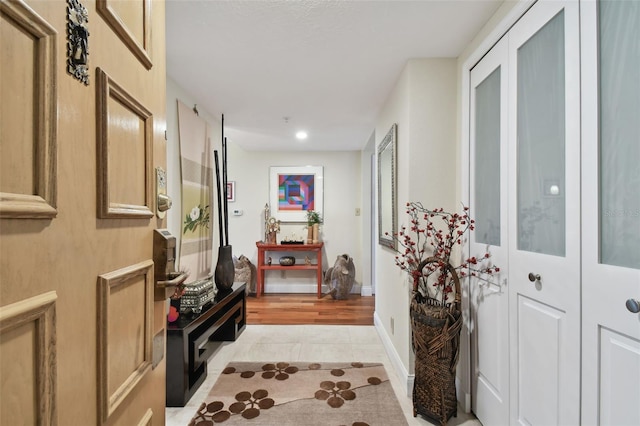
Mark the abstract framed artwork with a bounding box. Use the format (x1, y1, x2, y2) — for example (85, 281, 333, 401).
(269, 166, 323, 222)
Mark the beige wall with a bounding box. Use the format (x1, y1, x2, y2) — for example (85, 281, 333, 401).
(374, 59, 458, 391)
(374, 63, 412, 377)
(226, 145, 363, 290)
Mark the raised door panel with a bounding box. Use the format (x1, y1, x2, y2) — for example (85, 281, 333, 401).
(517, 296, 564, 425)
(97, 0, 152, 69)
(96, 68, 154, 218)
(0, 293, 57, 426)
(0, 0, 57, 218)
(599, 329, 640, 425)
(0, 10, 35, 195)
(98, 261, 153, 423)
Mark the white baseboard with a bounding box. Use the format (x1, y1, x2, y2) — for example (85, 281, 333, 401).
(374, 312, 414, 397)
(463, 389, 471, 414)
(454, 377, 471, 413)
(361, 285, 373, 296)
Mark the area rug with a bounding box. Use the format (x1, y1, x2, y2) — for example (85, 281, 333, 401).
(189, 361, 409, 426)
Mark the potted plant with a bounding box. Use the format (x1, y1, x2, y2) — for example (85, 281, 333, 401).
(386, 202, 499, 425)
(306, 210, 322, 244)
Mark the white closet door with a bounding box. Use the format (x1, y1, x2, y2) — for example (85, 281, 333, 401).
(581, 1, 640, 425)
(507, 1, 581, 425)
(469, 37, 509, 426)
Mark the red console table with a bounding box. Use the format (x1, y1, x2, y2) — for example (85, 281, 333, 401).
(255, 242, 324, 298)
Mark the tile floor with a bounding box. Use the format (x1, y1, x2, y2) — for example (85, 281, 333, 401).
(166, 325, 482, 426)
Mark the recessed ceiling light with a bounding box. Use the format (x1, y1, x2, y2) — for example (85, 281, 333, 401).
(296, 131, 308, 140)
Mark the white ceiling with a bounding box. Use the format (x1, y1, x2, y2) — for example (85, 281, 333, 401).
(166, 0, 503, 151)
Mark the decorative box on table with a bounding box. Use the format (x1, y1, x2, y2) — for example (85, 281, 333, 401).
(180, 277, 215, 313)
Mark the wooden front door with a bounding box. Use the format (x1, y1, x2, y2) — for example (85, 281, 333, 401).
(0, 0, 168, 424)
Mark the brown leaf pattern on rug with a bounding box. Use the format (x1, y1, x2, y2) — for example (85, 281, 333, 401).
(190, 362, 408, 425)
(189, 400, 231, 425)
(367, 377, 382, 385)
(315, 380, 356, 408)
(260, 362, 299, 380)
(222, 367, 257, 379)
(229, 389, 275, 419)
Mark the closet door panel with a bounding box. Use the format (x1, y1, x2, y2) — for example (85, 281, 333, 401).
(581, 1, 640, 424)
(469, 37, 509, 426)
(507, 1, 581, 424)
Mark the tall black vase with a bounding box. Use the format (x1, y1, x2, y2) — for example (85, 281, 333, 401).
(215, 245, 234, 292)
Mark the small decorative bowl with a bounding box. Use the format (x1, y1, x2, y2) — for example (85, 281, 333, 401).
(279, 256, 296, 266)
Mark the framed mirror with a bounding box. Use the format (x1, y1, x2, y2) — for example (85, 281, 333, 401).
(378, 123, 397, 249)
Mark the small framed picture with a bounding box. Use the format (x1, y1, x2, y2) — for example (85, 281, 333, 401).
(227, 181, 236, 202)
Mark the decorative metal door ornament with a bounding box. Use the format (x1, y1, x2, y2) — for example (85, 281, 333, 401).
(67, 0, 89, 85)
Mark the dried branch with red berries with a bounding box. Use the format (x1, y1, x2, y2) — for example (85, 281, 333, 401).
(386, 201, 500, 304)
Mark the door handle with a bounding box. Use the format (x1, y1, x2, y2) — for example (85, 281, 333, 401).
(626, 299, 640, 314)
(528, 272, 541, 282)
(158, 193, 172, 212)
(155, 167, 171, 218)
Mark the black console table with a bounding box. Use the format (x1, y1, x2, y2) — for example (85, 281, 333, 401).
(166, 282, 246, 406)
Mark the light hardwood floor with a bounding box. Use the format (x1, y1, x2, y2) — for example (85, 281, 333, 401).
(246, 293, 375, 325)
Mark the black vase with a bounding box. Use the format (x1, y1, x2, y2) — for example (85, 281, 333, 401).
(215, 245, 235, 291)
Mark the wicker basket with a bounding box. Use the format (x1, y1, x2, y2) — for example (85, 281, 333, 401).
(410, 258, 463, 425)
